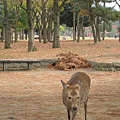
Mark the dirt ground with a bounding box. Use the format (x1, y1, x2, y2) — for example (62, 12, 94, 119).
(0, 39, 120, 120)
(0, 39, 120, 62)
(0, 68, 120, 120)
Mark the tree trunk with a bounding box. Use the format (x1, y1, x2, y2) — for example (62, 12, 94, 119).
(91, 18, 97, 43)
(22, 29, 24, 40)
(24, 29, 28, 40)
(1, 28, 5, 42)
(10, 27, 14, 44)
(19, 29, 22, 40)
(102, 1, 106, 40)
(42, 0, 47, 43)
(77, 16, 83, 42)
(82, 27, 85, 40)
(73, 11, 76, 41)
(118, 25, 120, 42)
(26, 0, 37, 52)
(89, 4, 97, 43)
(14, 6, 19, 42)
(48, 7, 52, 42)
(4, 0, 11, 49)
(38, 29, 42, 43)
(118, 5, 120, 42)
(14, 22, 18, 42)
(35, 13, 42, 42)
(102, 21, 105, 40)
(77, 14, 80, 42)
(119, 31, 120, 42)
(94, 1, 101, 42)
(96, 17, 101, 42)
(52, 0, 60, 48)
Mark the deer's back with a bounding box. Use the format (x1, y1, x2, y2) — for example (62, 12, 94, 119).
(67, 72, 91, 87)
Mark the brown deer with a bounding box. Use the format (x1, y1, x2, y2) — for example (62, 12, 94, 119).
(61, 72, 91, 120)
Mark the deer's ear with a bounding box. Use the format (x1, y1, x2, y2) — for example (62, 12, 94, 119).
(61, 80, 66, 88)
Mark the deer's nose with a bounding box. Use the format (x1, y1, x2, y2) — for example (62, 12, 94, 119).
(73, 107, 77, 111)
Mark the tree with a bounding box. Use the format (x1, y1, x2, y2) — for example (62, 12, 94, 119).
(52, 0, 60, 48)
(3, 0, 11, 49)
(89, 3, 97, 43)
(52, 0, 67, 48)
(26, 0, 37, 52)
(12, 1, 20, 42)
(47, 2, 53, 42)
(0, 4, 4, 41)
(60, 1, 91, 42)
(102, 0, 106, 40)
(41, 0, 47, 43)
(19, 0, 37, 51)
(114, 0, 120, 42)
(18, 7, 28, 40)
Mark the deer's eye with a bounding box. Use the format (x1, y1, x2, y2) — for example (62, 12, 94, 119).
(68, 97, 71, 99)
(77, 97, 79, 99)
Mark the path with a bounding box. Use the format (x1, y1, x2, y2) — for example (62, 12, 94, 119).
(0, 68, 120, 120)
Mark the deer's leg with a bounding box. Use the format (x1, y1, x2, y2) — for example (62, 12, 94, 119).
(84, 99, 88, 120)
(67, 109, 70, 120)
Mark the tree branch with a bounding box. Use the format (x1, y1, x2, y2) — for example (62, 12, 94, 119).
(115, 0, 120, 8)
(59, 0, 68, 10)
(19, 0, 27, 11)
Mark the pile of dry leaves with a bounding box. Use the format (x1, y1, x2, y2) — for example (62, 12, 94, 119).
(49, 52, 90, 70)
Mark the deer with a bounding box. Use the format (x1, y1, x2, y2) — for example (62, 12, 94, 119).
(61, 72, 91, 120)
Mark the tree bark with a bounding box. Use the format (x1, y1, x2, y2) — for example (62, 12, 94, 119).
(48, 7, 52, 42)
(92, 18, 97, 43)
(14, 20, 18, 42)
(77, 14, 80, 42)
(26, 0, 37, 52)
(102, 1, 106, 40)
(102, 21, 105, 40)
(42, 0, 47, 43)
(73, 11, 76, 41)
(24, 29, 28, 40)
(22, 29, 24, 40)
(95, 1, 101, 42)
(3, 0, 11, 49)
(1, 28, 5, 42)
(96, 17, 101, 42)
(89, 4, 97, 43)
(82, 27, 85, 40)
(14, 6, 19, 42)
(52, 0, 60, 48)
(38, 29, 42, 43)
(20, 29, 22, 40)
(77, 15, 83, 42)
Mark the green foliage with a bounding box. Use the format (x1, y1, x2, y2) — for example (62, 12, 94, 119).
(60, 25, 66, 32)
(60, 2, 91, 27)
(0, 5, 4, 28)
(18, 8, 28, 30)
(107, 10, 120, 21)
(60, 2, 73, 27)
(7, 8, 17, 24)
(93, 0, 120, 20)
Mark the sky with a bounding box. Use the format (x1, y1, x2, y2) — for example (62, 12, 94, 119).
(106, 2, 119, 11)
(100, 1, 120, 11)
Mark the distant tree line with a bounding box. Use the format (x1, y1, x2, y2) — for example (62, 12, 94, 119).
(0, 0, 120, 52)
